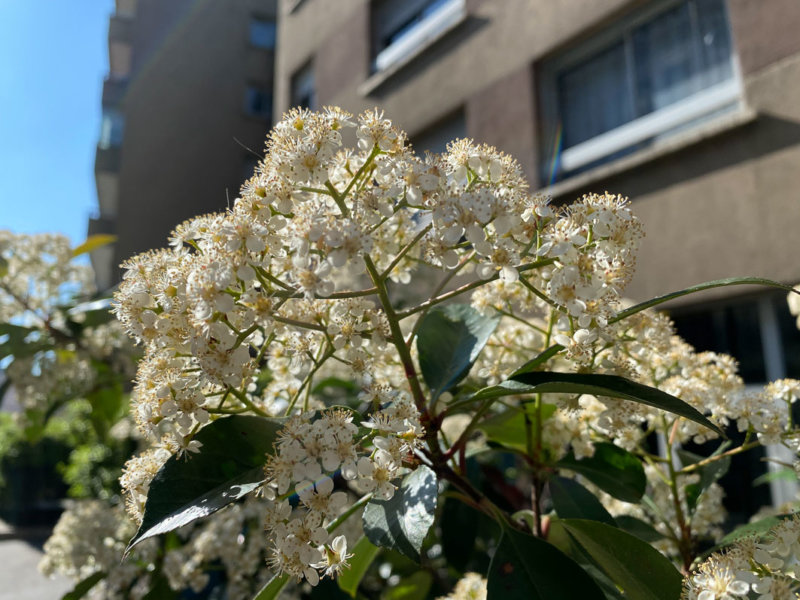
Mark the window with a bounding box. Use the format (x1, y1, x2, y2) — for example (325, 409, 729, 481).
(539, 0, 741, 183)
(291, 62, 315, 110)
(671, 293, 800, 507)
(99, 109, 125, 149)
(249, 18, 276, 49)
(372, 0, 465, 72)
(244, 86, 273, 120)
(412, 110, 466, 154)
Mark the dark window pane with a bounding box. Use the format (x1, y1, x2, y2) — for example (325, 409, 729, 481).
(557, 41, 634, 148)
(245, 87, 272, 119)
(773, 296, 800, 379)
(250, 19, 276, 49)
(291, 63, 315, 110)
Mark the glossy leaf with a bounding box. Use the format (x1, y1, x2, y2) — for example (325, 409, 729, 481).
(362, 465, 437, 562)
(478, 403, 556, 452)
(61, 571, 105, 600)
(614, 516, 665, 543)
(338, 536, 381, 597)
(128, 415, 284, 550)
(556, 443, 646, 503)
(610, 277, 796, 324)
(561, 519, 682, 600)
(254, 573, 290, 600)
(510, 371, 723, 437)
(753, 468, 797, 487)
(509, 344, 564, 377)
(487, 527, 605, 599)
(550, 476, 616, 526)
(416, 304, 500, 401)
(0, 323, 52, 358)
(71, 234, 117, 257)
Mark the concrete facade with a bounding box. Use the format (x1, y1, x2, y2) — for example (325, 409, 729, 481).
(274, 0, 800, 305)
(91, 0, 277, 288)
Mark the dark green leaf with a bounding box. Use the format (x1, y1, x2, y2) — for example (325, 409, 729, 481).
(61, 571, 105, 600)
(416, 304, 500, 401)
(614, 516, 665, 543)
(611, 277, 796, 324)
(254, 573, 290, 600)
(441, 496, 479, 571)
(550, 476, 616, 526)
(469, 379, 539, 403)
(128, 415, 284, 550)
(510, 344, 564, 377)
(557, 443, 646, 503)
(478, 403, 556, 452)
(381, 571, 432, 600)
(338, 536, 381, 597)
(487, 527, 605, 599)
(511, 372, 723, 437)
(362, 465, 437, 562)
(677, 448, 730, 513)
(562, 519, 682, 600)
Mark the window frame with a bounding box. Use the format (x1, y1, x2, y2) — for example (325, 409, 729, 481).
(538, 0, 745, 184)
(243, 85, 273, 120)
(371, 0, 466, 74)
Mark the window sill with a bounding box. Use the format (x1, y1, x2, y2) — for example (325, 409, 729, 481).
(358, 4, 467, 97)
(541, 106, 758, 200)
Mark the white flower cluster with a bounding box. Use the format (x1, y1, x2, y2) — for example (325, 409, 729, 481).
(683, 516, 800, 600)
(40, 498, 277, 600)
(262, 402, 423, 585)
(0, 231, 135, 420)
(437, 572, 487, 600)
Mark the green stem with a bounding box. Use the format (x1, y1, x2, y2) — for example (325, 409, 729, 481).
(228, 386, 269, 417)
(326, 493, 373, 533)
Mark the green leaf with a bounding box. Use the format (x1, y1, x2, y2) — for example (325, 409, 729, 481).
(416, 304, 500, 401)
(487, 527, 605, 599)
(441, 496, 479, 571)
(0, 323, 52, 359)
(718, 514, 795, 546)
(128, 415, 284, 550)
(562, 519, 683, 600)
(676, 448, 730, 513)
(469, 379, 540, 403)
(254, 573, 290, 600)
(61, 571, 106, 600)
(614, 516, 665, 543)
(550, 476, 616, 526)
(556, 443, 646, 503)
(611, 277, 796, 324)
(510, 344, 564, 377)
(381, 571, 432, 600)
(510, 371, 723, 437)
(362, 465, 437, 562)
(478, 403, 556, 452)
(71, 234, 117, 257)
(753, 468, 797, 487)
(338, 536, 381, 597)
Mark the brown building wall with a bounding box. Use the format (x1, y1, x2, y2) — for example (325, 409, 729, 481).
(110, 0, 277, 271)
(275, 0, 800, 305)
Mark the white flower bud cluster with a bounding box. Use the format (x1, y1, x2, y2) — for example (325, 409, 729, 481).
(262, 403, 422, 585)
(683, 515, 800, 599)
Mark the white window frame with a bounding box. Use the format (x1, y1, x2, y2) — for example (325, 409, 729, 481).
(538, 0, 745, 181)
(373, 0, 465, 73)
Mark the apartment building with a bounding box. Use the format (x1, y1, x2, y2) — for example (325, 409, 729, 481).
(275, 0, 800, 509)
(90, 0, 277, 289)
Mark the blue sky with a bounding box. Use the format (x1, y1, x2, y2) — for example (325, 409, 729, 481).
(0, 1, 113, 245)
